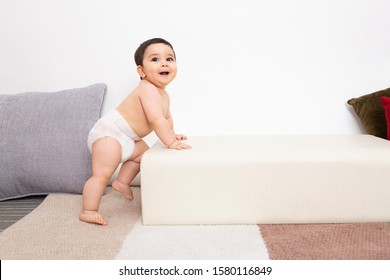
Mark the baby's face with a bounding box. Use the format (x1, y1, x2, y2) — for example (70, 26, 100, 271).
(140, 43, 177, 89)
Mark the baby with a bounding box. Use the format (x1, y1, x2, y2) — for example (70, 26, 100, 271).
(79, 38, 191, 225)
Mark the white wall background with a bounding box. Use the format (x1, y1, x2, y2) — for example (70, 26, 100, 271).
(1, 0, 390, 144)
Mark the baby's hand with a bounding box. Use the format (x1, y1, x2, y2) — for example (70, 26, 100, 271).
(175, 134, 188, 141)
(168, 140, 192, 150)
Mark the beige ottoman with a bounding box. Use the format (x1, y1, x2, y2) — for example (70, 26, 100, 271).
(141, 135, 390, 225)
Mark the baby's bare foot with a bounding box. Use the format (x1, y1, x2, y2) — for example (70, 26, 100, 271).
(79, 210, 107, 226)
(112, 180, 134, 201)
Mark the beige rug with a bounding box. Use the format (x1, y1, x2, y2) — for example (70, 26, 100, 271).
(0, 187, 267, 260)
(0, 187, 141, 259)
(0, 187, 389, 260)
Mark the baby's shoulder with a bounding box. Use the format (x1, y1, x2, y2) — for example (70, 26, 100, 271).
(134, 81, 161, 100)
(138, 80, 159, 92)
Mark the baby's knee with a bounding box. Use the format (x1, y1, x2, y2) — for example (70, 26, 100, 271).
(136, 139, 149, 153)
(129, 140, 148, 162)
(92, 171, 114, 185)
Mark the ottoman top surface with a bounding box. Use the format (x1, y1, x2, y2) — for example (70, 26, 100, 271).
(143, 135, 390, 163)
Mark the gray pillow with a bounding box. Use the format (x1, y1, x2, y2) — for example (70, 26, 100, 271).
(0, 83, 106, 201)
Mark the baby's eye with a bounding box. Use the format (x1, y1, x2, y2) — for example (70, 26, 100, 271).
(151, 57, 159, 62)
(167, 57, 175, 62)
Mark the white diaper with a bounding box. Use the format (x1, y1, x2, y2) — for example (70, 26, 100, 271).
(87, 110, 141, 162)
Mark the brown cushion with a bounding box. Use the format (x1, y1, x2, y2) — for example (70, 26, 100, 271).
(347, 87, 390, 139)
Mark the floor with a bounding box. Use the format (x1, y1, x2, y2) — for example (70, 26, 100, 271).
(0, 196, 46, 233)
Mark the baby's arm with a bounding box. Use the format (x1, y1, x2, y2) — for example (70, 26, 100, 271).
(166, 108, 188, 141)
(140, 86, 190, 150)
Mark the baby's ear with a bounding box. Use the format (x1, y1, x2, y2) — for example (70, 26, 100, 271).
(137, 65, 145, 79)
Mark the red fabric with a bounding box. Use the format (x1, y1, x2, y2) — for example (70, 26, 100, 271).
(381, 96, 390, 140)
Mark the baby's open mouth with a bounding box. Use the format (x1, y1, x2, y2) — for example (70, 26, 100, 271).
(159, 71, 169, 75)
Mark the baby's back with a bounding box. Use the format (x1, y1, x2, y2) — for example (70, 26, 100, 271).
(116, 82, 154, 138)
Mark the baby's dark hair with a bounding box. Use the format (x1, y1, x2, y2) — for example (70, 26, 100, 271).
(134, 38, 176, 67)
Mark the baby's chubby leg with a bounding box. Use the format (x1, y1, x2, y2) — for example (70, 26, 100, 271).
(80, 137, 122, 225)
(111, 161, 137, 201)
(112, 140, 149, 199)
